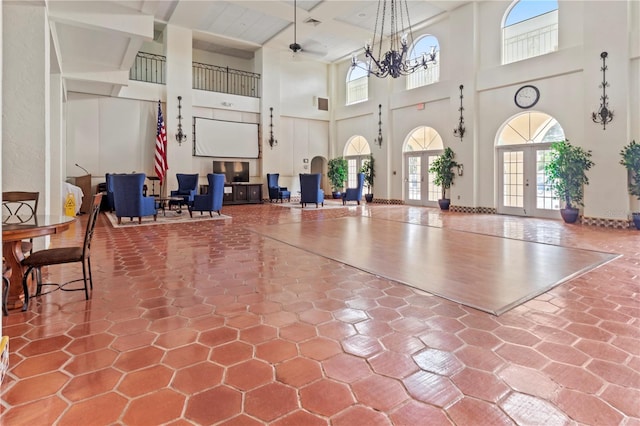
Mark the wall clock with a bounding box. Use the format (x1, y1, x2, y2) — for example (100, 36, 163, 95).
(514, 85, 540, 109)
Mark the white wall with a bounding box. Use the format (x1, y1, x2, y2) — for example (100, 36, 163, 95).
(61, 0, 638, 220)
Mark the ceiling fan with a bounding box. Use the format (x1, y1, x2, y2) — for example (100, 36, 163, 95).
(289, 0, 303, 54)
(288, 0, 326, 58)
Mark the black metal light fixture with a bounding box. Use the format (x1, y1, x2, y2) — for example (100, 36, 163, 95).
(374, 104, 383, 148)
(453, 84, 466, 141)
(351, 0, 436, 79)
(592, 51, 614, 130)
(175, 96, 187, 145)
(268, 107, 278, 149)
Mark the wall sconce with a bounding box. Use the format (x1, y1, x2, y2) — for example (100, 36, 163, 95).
(591, 51, 614, 130)
(457, 164, 464, 176)
(453, 84, 466, 141)
(268, 107, 278, 149)
(374, 104, 383, 148)
(175, 96, 187, 146)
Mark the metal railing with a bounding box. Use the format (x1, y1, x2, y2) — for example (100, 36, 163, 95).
(192, 62, 261, 98)
(129, 52, 166, 84)
(129, 53, 262, 98)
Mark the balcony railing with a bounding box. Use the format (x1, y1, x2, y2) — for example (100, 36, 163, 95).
(192, 62, 261, 98)
(129, 52, 262, 98)
(129, 52, 166, 84)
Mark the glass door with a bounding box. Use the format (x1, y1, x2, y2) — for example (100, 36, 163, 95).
(404, 152, 441, 207)
(497, 144, 558, 218)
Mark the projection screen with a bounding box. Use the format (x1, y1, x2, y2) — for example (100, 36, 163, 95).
(193, 117, 259, 158)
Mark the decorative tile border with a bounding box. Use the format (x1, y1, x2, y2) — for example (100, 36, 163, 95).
(581, 216, 633, 229)
(450, 206, 497, 214)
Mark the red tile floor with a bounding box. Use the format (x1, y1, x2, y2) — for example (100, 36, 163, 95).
(1, 203, 638, 425)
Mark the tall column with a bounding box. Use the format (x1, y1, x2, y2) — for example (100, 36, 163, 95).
(164, 25, 193, 194)
(2, 3, 50, 209)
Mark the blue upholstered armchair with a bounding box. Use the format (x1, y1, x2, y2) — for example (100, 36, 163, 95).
(170, 173, 199, 208)
(267, 173, 291, 203)
(189, 173, 224, 217)
(104, 173, 116, 212)
(342, 173, 365, 205)
(112, 173, 157, 224)
(299, 173, 324, 208)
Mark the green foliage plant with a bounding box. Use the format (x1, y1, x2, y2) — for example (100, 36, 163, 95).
(544, 140, 594, 209)
(619, 140, 640, 200)
(359, 155, 375, 194)
(327, 157, 348, 192)
(428, 147, 460, 200)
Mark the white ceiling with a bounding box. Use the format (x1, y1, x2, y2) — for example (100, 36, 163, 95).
(48, 0, 468, 96)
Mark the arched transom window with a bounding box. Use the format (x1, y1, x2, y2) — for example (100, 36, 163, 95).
(498, 111, 565, 145)
(404, 126, 444, 152)
(502, 0, 558, 64)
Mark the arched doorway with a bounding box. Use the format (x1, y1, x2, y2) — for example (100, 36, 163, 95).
(344, 135, 371, 189)
(310, 156, 327, 193)
(496, 111, 565, 218)
(402, 126, 444, 206)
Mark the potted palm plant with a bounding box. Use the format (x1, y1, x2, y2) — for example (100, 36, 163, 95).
(619, 140, 640, 229)
(544, 140, 595, 224)
(428, 147, 459, 210)
(327, 157, 348, 198)
(360, 155, 375, 202)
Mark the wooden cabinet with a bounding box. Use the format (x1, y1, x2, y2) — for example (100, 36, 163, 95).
(201, 183, 263, 205)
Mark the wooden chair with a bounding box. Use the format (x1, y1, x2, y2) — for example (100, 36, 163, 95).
(2, 191, 39, 255)
(20, 194, 102, 311)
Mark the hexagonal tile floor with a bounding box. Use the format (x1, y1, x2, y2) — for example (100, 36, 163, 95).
(1, 203, 638, 425)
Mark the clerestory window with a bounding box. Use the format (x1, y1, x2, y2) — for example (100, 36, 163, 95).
(502, 0, 558, 64)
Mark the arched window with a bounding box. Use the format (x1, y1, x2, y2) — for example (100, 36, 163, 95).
(502, 0, 558, 64)
(407, 35, 440, 90)
(344, 136, 371, 188)
(346, 63, 368, 105)
(403, 127, 444, 204)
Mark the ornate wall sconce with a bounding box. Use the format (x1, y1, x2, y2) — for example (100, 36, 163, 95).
(453, 84, 466, 141)
(374, 104, 383, 148)
(175, 96, 187, 145)
(591, 51, 614, 130)
(268, 107, 278, 149)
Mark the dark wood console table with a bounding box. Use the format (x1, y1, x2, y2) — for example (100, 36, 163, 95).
(200, 183, 263, 205)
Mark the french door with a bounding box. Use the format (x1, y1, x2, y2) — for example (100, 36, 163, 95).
(404, 152, 441, 207)
(497, 144, 559, 218)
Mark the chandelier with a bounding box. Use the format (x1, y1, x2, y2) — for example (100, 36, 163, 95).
(351, 0, 436, 79)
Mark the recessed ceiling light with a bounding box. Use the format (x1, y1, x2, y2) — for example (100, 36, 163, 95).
(358, 12, 366, 18)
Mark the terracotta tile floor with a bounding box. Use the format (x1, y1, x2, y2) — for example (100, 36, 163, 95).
(1, 203, 639, 425)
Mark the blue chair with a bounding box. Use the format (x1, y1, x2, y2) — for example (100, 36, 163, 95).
(104, 173, 116, 212)
(299, 173, 324, 208)
(267, 173, 291, 203)
(170, 173, 199, 209)
(112, 173, 157, 224)
(189, 174, 224, 217)
(342, 173, 365, 205)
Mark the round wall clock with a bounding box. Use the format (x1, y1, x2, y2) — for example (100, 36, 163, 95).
(514, 85, 540, 109)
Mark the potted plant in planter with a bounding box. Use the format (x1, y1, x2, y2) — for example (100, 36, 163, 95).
(360, 155, 375, 202)
(327, 157, 348, 199)
(544, 140, 595, 224)
(619, 140, 640, 229)
(429, 147, 459, 210)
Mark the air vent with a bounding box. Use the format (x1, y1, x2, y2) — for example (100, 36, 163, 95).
(304, 17, 321, 26)
(317, 97, 329, 111)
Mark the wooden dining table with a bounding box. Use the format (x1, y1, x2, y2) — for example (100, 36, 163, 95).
(2, 214, 76, 310)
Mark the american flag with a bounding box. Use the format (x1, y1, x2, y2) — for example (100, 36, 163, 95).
(154, 101, 168, 185)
